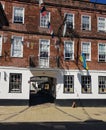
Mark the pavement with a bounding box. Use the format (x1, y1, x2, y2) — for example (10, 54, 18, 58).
(0, 103, 106, 123)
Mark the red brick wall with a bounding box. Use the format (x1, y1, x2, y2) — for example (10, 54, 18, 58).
(0, 0, 106, 70)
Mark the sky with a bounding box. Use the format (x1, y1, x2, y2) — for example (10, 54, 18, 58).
(90, 0, 106, 4)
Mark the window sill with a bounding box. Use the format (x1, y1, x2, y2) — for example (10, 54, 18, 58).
(9, 91, 22, 93)
(82, 92, 92, 94)
(99, 92, 106, 94)
(98, 61, 106, 63)
(64, 59, 74, 61)
(82, 29, 91, 32)
(11, 56, 23, 58)
(63, 92, 74, 94)
(13, 22, 24, 24)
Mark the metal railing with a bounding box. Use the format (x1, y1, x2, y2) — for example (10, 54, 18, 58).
(29, 55, 60, 68)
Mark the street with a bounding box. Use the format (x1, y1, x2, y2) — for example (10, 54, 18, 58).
(0, 121, 106, 130)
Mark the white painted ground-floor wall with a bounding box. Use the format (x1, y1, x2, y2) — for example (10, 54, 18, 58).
(0, 67, 32, 100)
(56, 70, 106, 99)
(0, 67, 106, 105)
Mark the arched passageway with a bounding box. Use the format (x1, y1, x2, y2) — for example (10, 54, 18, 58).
(29, 76, 56, 106)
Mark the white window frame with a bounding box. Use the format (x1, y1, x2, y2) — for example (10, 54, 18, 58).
(0, 36, 3, 56)
(81, 75, 92, 93)
(64, 41, 74, 60)
(11, 36, 23, 58)
(98, 76, 106, 93)
(39, 39, 50, 68)
(98, 43, 106, 62)
(98, 17, 106, 32)
(81, 42, 91, 61)
(81, 15, 91, 31)
(64, 13, 75, 29)
(40, 12, 50, 28)
(13, 7, 25, 24)
(9, 73, 22, 93)
(64, 75, 74, 93)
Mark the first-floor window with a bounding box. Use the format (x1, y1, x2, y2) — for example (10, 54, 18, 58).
(81, 15, 91, 31)
(98, 43, 106, 62)
(81, 75, 91, 93)
(39, 39, 50, 67)
(9, 73, 22, 93)
(65, 13, 74, 29)
(98, 76, 106, 93)
(81, 42, 91, 61)
(64, 41, 74, 60)
(40, 12, 50, 28)
(11, 36, 23, 57)
(98, 17, 106, 32)
(64, 75, 74, 93)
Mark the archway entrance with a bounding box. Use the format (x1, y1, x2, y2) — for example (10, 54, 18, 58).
(29, 76, 56, 106)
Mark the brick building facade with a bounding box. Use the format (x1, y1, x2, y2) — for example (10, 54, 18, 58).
(0, 0, 106, 106)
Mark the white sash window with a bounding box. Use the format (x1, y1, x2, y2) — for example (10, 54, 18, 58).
(64, 41, 74, 60)
(39, 39, 50, 67)
(40, 12, 50, 28)
(98, 17, 106, 32)
(98, 43, 106, 62)
(65, 13, 74, 29)
(81, 42, 91, 61)
(13, 7, 24, 24)
(81, 15, 91, 31)
(11, 36, 23, 57)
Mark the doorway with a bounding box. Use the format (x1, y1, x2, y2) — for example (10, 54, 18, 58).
(29, 76, 56, 106)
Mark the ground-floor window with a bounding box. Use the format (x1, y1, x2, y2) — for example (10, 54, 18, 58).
(81, 75, 91, 93)
(98, 76, 106, 93)
(64, 75, 74, 93)
(9, 73, 22, 93)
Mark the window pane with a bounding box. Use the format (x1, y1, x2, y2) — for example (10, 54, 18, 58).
(82, 15, 90, 30)
(40, 12, 50, 28)
(64, 41, 73, 60)
(81, 76, 91, 93)
(40, 40, 49, 58)
(9, 73, 22, 93)
(13, 7, 24, 23)
(64, 75, 74, 93)
(39, 40, 50, 67)
(82, 42, 90, 60)
(66, 13, 74, 29)
(98, 44, 106, 62)
(98, 76, 106, 93)
(11, 36, 23, 57)
(98, 17, 106, 32)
